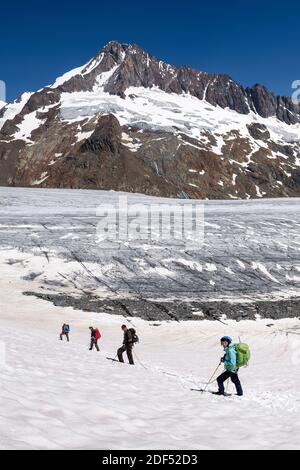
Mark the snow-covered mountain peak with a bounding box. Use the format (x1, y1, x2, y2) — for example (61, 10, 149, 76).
(1, 41, 300, 200)
(47, 41, 180, 99)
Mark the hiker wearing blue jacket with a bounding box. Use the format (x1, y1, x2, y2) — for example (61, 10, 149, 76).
(60, 323, 70, 342)
(213, 336, 243, 396)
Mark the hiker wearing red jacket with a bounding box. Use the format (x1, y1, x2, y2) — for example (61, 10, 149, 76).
(89, 326, 101, 351)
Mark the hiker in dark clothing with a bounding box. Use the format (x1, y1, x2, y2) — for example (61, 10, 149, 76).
(117, 325, 134, 365)
(60, 323, 70, 342)
(89, 326, 101, 351)
(213, 336, 243, 396)
(216, 370, 243, 396)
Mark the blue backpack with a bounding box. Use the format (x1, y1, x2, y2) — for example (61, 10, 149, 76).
(64, 324, 70, 333)
(129, 328, 139, 344)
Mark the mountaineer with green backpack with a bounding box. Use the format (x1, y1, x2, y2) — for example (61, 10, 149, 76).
(212, 336, 250, 397)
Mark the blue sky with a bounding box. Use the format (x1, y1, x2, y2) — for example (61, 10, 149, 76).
(1, 0, 299, 102)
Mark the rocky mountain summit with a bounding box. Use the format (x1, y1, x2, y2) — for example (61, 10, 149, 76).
(1, 41, 300, 199)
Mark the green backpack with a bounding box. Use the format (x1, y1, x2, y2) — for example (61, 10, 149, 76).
(234, 343, 251, 368)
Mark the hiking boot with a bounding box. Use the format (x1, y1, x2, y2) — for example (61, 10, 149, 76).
(212, 391, 225, 396)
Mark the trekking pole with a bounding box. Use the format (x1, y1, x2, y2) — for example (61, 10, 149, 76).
(202, 362, 222, 393)
(133, 350, 148, 370)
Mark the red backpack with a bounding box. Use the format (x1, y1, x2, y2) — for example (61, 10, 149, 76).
(95, 328, 101, 340)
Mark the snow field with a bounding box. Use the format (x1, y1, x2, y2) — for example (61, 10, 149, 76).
(0, 188, 300, 449)
(0, 260, 299, 450)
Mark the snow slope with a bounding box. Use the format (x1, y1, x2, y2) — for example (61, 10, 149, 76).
(0, 92, 33, 131)
(0, 256, 299, 450)
(0, 188, 299, 449)
(60, 84, 300, 160)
